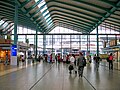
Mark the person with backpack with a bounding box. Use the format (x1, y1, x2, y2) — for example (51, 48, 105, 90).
(108, 53, 114, 70)
(77, 52, 86, 77)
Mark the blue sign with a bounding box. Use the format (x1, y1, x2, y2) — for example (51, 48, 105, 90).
(11, 45, 17, 56)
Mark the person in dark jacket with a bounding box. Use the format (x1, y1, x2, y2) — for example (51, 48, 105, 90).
(77, 52, 86, 77)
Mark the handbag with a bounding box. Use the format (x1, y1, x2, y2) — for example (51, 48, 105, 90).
(83, 57, 86, 66)
(106, 57, 109, 62)
(69, 65, 74, 70)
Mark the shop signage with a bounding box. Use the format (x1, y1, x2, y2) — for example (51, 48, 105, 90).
(0, 39, 11, 44)
(109, 40, 117, 46)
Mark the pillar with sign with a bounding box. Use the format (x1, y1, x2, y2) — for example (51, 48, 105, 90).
(11, 0, 18, 65)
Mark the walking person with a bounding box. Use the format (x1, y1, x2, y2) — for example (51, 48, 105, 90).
(77, 52, 86, 77)
(57, 54, 61, 64)
(32, 54, 35, 64)
(93, 54, 100, 70)
(63, 54, 66, 63)
(108, 53, 114, 70)
(22, 55, 25, 65)
(4, 53, 9, 65)
(69, 54, 77, 74)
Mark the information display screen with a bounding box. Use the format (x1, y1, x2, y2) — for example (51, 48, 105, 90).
(11, 45, 17, 56)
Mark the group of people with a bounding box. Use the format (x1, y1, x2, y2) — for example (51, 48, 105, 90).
(68, 52, 114, 77)
(93, 53, 114, 70)
(69, 52, 86, 77)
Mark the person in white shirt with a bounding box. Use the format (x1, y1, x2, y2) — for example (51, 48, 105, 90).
(63, 54, 66, 63)
(69, 54, 77, 74)
(70, 54, 75, 64)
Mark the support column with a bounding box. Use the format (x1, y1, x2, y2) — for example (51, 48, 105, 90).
(25, 35, 27, 59)
(52, 35, 53, 53)
(35, 28, 38, 60)
(34, 35, 36, 55)
(87, 35, 89, 53)
(89, 33, 90, 52)
(43, 34, 46, 54)
(70, 35, 71, 53)
(79, 35, 81, 51)
(11, 0, 18, 65)
(14, 0, 18, 45)
(61, 35, 62, 58)
(96, 26, 99, 56)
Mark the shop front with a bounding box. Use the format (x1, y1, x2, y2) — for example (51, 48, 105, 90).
(0, 38, 11, 63)
(102, 39, 120, 62)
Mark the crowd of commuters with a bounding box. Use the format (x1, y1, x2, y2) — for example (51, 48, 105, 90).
(41, 52, 114, 77)
(3, 51, 114, 77)
(42, 52, 87, 77)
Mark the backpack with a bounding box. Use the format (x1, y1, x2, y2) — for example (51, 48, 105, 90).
(83, 57, 86, 66)
(77, 56, 86, 66)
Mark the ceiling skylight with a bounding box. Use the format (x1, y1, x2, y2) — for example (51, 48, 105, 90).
(35, 0, 53, 28)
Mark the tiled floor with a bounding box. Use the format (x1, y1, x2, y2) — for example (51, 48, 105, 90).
(0, 61, 120, 90)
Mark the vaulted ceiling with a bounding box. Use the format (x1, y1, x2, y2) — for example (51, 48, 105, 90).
(0, 0, 120, 34)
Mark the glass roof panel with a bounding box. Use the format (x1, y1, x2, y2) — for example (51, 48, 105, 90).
(35, 0, 53, 30)
(0, 20, 4, 25)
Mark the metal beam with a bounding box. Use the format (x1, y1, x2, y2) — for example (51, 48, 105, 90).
(52, 19, 90, 30)
(92, 0, 120, 31)
(0, 0, 15, 7)
(1, 22, 12, 31)
(101, 24, 120, 30)
(73, 0, 112, 13)
(101, 25, 120, 32)
(30, 3, 46, 18)
(37, 20, 49, 32)
(53, 21, 88, 32)
(49, 19, 89, 31)
(49, 0, 105, 17)
(47, 5, 101, 21)
(103, 21, 120, 28)
(45, 24, 56, 33)
(0, 13, 36, 27)
(50, 12, 96, 25)
(1, 13, 33, 24)
(9, 33, 120, 35)
(19, 0, 31, 9)
(42, 25, 54, 33)
(49, 10, 97, 23)
(0, 11, 27, 21)
(109, 16, 120, 21)
(51, 15, 93, 27)
(37, 12, 93, 30)
(0, 21, 6, 28)
(99, 0, 120, 8)
(0, 6, 27, 17)
(42, 22, 54, 31)
(52, 19, 90, 31)
(3, 24, 14, 34)
(46, 25, 56, 33)
(106, 18, 120, 25)
(25, 0, 42, 15)
(6, 28, 14, 34)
